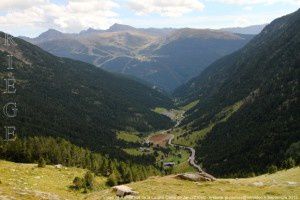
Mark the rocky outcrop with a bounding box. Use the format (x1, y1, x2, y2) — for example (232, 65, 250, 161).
(54, 164, 63, 169)
(176, 172, 216, 182)
(112, 185, 138, 197)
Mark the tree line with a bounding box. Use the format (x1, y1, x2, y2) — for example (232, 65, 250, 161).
(0, 136, 161, 185)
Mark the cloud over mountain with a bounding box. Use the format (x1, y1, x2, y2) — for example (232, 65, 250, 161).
(0, 0, 120, 33)
(127, 0, 204, 17)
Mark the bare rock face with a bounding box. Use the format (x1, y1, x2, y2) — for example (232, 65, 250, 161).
(112, 185, 138, 197)
(176, 172, 216, 182)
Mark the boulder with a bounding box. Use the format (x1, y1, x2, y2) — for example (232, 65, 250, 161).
(251, 181, 264, 187)
(112, 185, 138, 197)
(54, 164, 63, 169)
(286, 181, 298, 186)
(176, 172, 216, 182)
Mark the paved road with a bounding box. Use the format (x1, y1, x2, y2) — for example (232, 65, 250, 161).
(148, 110, 203, 172)
(168, 134, 203, 172)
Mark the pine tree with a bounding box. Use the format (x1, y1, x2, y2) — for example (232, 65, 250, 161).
(107, 172, 117, 186)
(38, 157, 46, 168)
(84, 171, 94, 190)
(73, 177, 83, 190)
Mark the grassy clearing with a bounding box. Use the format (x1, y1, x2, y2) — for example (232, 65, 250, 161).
(89, 167, 300, 200)
(153, 107, 168, 114)
(173, 101, 244, 147)
(216, 100, 243, 122)
(123, 148, 146, 156)
(152, 101, 198, 122)
(116, 131, 142, 143)
(173, 161, 197, 173)
(180, 100, 199, 111)
(164, 148, 190, 163)
(153, 107, 184, 121)
(0, 160, 107, 200)
(173, 125, 214, 147)
(166, 148, 197, 173)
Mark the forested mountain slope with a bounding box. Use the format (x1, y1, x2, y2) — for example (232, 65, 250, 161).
(174, 9, 300, 177)
(0, 32, 174, 152)
(21, 25, 253, 92)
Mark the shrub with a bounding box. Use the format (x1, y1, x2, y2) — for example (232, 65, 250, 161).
(72, 171, 95, 191)
(73, 177, 83, 190)
(107, 173, 117, 186)
(285, 142, 300, 164)
(249, 172, 256, 177)
(282, 157, 296, 169)
(84, 171, 94, 190)
(267, 165, 278, 174)
(38, 157, 46, 168)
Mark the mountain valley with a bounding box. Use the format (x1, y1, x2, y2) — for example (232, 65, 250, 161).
(21, 25, 253, 92)
(0, 5, 299, 200)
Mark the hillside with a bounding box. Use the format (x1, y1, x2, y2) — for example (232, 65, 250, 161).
(0, 160, 298, 200)
(89, 167, 300, 199)
(0, 160, 107, 200)
(173, 9, 300, 176)
(21, 25, 253, 92)
(0, 32, 174, 153)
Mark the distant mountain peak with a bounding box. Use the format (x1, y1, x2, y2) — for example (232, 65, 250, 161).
(108, 23, 136, 32)
(38, 28, 64, 40)
(42, 28, 62, 35)
(79, 27, 102, 35)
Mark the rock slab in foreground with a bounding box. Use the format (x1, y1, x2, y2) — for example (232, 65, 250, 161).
(112, 185, 138, 197)
(176, 172, 216, 182)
